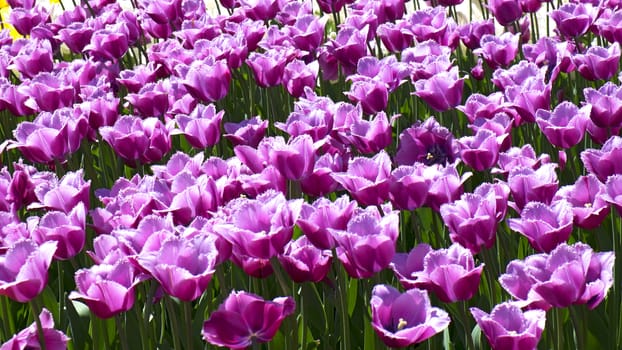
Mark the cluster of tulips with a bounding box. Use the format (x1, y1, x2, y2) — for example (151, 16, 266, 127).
(0, 0, 621, 348)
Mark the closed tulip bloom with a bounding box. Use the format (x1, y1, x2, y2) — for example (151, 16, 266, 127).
(508, 200, 573, 253)
(0, 308, 69, 350)
(475, 33, 520, 69)
(459, 19, 495, 50)
(441, 192, 498, 254)
(9, 39, 54, 80)
(553, 174, 609, 229)
(504, 75, 551, 124)
(331, 206, 399, 279)
(583, 82, 622, 128)
(377, 21, 413, 53)
(581, 135, 622, 182)
(268, 135, 315, 181)
(8, 108, 89, 164)
(550, 3, 596, 38)
(282, 59, 318, 98)
(370, 284, 450, 348)
(84, 29, 129, 61)
(471, 302, 546, 350)
(347, 111, 393, 154)
(173, 103, 224, 149)
(300, 151, 348, 197)
(331, 151, 391, 206)
(389, 164, 432, 211)
(488, 0, 523, 26)
(21, 72, 75, 112)
(278, 236, 332, 283)
(132, 234, 218, 301)
(0, 240, 56, 302)
(29, 170, 90, 213)
(99, 116, 171, 166)
(425, 164, 472, 212)
(297, 196, 357, 250)
(331, 26, 369, 74)
(535, 101, 590, 149)
(458, 129, 504, 171)
(180, 58, 231, 103)
(507, 164, 558, 211)
(414, 67, 465, 112)
(603, 174, 622, 216)
(69, 260, 146, 319)
(574, 43, 621, 81)
(494, 144, 551, 176)
(247, 48, 295, 88)
(202, 291, 295, 349)
(224, 116, 268, 148)
(30, 203, 86, 260)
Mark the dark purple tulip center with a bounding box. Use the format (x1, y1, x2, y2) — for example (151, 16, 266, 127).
(424, 143, 449, 166)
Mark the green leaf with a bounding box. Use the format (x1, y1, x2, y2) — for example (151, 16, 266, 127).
(66, 300, 91, 350)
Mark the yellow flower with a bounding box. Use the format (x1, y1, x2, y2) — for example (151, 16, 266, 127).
(0, 6, 23, 40)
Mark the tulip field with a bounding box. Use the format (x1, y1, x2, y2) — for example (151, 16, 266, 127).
(0, 0, 621, 348)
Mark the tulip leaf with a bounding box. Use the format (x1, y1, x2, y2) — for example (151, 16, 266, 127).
(66, 300, 91, 350)
(347, 278, 358, 316)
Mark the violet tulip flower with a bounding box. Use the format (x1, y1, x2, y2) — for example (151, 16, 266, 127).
(458, 129, 505, 171)
(574, 43, 621, 81)
(84, 29, 129, 61)
(29, 170, 90, 213)
(69, 260, 146, 319)
(535, 101, 590, 149)
(553, 174, 610, 229)
(508, 200, 573, 253)
(269, 134, 315, 181)
(300, 151, 348, 197)
(370, 284, 450, 348)
(30, 203, 86, 260)
(425, 164, 472, 212)
(488, 0, 523, 26)
(603, 174, 622, 216)
(224, 116, 268, 148)
(499, 242, 614, 310)
(413, 67, 465, 112)
(331, 151, 391, 206)
(550, 3, 597, 38)
(507, 163, 558, 212)
(202, 291, 295, 349)
(493, 144, 551, 176)
(471, 302, 546, 350)
(440, 191, 498, 254)
(347, 111, 394, 154)
(331, 206, 399, 279)
(389, 163, 431, 211)
(213, 190, 303, 259)
(131, 234, 218, 301)
(297, 195, 357, 250)
(0, 240, 57, 302)
(282, 59, 318, 98)
(395, 117, 458, 166)
(278, 236, 332, 283)
(581, 135, 622, 182)
(0, 308, 69, 350)
(475, 33, 520, 69)
(173, 103, 224, 149)
(391, 243, 484, 303)
(583, 82, 622, 128)
(179, 58, 231, 103)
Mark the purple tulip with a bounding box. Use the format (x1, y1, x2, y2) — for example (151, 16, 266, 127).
(299, 150, 346, 198)
(458, 129, 504, 171)
(581, 135, 622, 182)
(269, 135, 315, 181)
(475, 33, 520, 69)
(131, 234, 218, 301)
(507, 163, 558, 211)
(414, 67, 465, 112)
(99, 116, 172, 166)
(330, 26, 370, 75)
(458, 92, 512, 123)
(522, 36, 575, 83)
(84, 29, 129, 61)
(389, 163, 432, 211)
(377, 21, 414, 53)
(403, 7, 459, 48)
(285, 14, 327, 53)
(0, 240, 57, 302)
(202, 291, 295, 349)
(124, 82, 170, 118)
(346, 78, 389, 115)
(440, 191, 498, 254)
(459, 19, 495, 50)
(173, 103, 224, 149)
(583, 82, 622, 128)
(8, 108, 89, 164)
(331, 151, 391, 206)
(494, 144, 551, 176)
(57, 22, 95, 54)
(0, 308, 69, 350)
(550, 3, 597, 38)
(213, 190, 302, 259)
(277, 1, 312, 26)
(574, 43, 621, 81)
(331, 206, 398, 279)
(8, 6, 48, 36)
(282, 59, 318, 98)
(553, 174, 610, 229)
(21, 72, 75, 112)
(508, 200, 573, 253)
(603, 174, 622, 216)
(488, 0, 523, 26)
(247, 47, 296, 88)
(395, 117, 459, 166)
(425, 164, 472, 212)
(471, 302, 546, 350)
(30, 203, 86, 260)
(370, 284, 450, 348)
(535, 101, 590, 149)
(161, 173, 220, 224)
(277, 92, 334, 141)
(499, 242, 614, 309)
(297, 195, 357, 250)
(26, 170, 89, 214)
(278, 236, 332, 283)
(347, 111, 393, 154)
(69, 260, 146, 318)
(597, 9, 622, 44)
(179, 58, 231, 103)
(224, 116, 268, 148)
